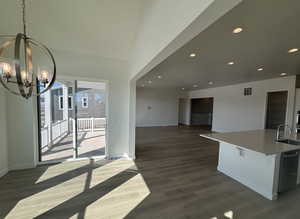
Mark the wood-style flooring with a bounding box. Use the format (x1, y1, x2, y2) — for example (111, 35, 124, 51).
(1, 126, 300, 219)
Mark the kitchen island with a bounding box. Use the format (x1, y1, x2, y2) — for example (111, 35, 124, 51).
(201, 130, 300, 200)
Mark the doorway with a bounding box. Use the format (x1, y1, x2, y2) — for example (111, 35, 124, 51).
(37, 79, 107, 162)
(190, 98, 214, 130)
(265, 91, 288, 129)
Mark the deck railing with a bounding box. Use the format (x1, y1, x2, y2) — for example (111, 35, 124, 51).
(41, 119, 69, 151)
(41, 118, 106, 152)
(76, 118, 106, 131)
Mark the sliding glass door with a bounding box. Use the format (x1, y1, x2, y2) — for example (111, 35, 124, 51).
(37, 79, 107, 162)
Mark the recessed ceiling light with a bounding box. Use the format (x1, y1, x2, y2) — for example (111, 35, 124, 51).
(148, 80, 152, 84)
(193, 85, 198, 88)
(141, 84, 145, 87)
(233, 27, 243, 34)
(228, 61, 234, 65)
(257, 67, 264, 71)
(181, 88, 185, 90)
(190, 53, 196, 57)
(157, 75, 162, 79)
(208, 81, 213, 85)
(288, 48, 299, 53)
(280, 73, 287, 76)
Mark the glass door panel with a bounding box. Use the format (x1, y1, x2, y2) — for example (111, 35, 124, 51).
(38, 79, 106, 162)
(38, 80, 75, 162)
(76, 81, 106, 158)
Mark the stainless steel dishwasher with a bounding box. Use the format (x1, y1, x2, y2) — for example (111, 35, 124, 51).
(278, 150, 300, 193)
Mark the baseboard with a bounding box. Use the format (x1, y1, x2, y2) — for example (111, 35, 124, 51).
(9, 162, 35, 171)
(136, 124, 179, 128)
(107, 153, 135, 160)
(0, 168, 8, 178)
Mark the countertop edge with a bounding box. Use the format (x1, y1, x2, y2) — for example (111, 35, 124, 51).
(200, 134, 281, 156)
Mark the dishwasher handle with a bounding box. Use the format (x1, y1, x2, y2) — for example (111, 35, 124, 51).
(283, 151, 299, 158)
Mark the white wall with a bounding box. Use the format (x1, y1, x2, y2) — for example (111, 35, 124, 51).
(6, 96, 38, 170)
(136, 88, 180, 127)
(179, 98, 191, 125)
(189, 76, 296, 133)
(0, 90, 8, 177)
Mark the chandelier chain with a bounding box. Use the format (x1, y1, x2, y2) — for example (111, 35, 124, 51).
(21, 0, 27, 36)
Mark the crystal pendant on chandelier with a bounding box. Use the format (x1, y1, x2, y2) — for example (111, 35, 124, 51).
(0, 0, 56, 99)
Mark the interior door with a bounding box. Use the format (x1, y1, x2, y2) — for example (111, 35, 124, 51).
(190, 98, 214, 130)
(265, 91, 288, 129)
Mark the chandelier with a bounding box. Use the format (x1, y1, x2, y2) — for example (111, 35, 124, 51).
(0, 0, 56, 99)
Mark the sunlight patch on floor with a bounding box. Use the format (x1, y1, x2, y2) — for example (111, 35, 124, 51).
(210, 210, 234, 219)
(75, 173, 151, 219)
(7, 159, 136, 219)
(7, 172, 91, 219)
(35, 159, 94, 183)
(224, 210, 234, 219)
(88, 159, 137, 188)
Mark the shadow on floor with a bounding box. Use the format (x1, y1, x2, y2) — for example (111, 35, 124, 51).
(34, 164, 138, 219)
(0, 159, 112, 218)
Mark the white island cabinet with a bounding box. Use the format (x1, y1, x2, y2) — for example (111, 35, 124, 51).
(201, 130, 300, 200)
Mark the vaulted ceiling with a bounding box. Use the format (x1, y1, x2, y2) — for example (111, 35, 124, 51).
(138, 0, 300, 90)
(0, 0, 145, 62)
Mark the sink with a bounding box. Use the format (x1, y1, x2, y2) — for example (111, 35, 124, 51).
(277, 139, 300, 146)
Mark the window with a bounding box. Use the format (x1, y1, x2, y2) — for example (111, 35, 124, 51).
(59, 96, 73, 110)
(82, 97, 88, 108)
(68, 96, 73, 110)
(58, 96, 63, 110)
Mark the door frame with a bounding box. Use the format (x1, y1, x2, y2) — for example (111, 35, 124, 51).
(36, 75, 110, 164)
(264, 90, 288, 129)
(190, 97, 214, 129)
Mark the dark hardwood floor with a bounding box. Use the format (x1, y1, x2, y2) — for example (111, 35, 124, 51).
(1, 126, 300, 218)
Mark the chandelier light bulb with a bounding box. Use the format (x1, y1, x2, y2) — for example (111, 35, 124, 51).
(21, 70, 28, 81)
(40, 70, 49, 82)
(0, 62, 13, 79)
(2, 62, 11, 73)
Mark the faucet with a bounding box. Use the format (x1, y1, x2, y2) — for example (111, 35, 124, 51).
(276, 124, 292, 141)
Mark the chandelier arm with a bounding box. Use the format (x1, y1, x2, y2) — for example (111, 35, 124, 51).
(25, 41, 33, 98)
(0, 36, 22, 96)
(0, 39, 14, 55)
(27, 38, 56, 96)
(14, 33, 27, 98)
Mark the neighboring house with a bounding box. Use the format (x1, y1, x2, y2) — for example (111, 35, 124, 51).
(40, 87, 106, 125)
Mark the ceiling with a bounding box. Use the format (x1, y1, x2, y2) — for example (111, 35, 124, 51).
(0, 0, 145, 62)
(137, 0, 300, 90)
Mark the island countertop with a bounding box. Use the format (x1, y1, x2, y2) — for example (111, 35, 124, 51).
(200, 129, 300, 155)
